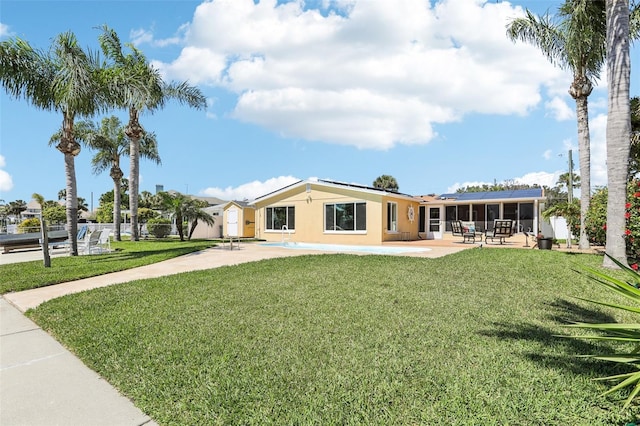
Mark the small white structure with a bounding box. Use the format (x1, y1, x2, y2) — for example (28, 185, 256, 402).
(222, 201, 255, 238)
(188, 204, 225, 239)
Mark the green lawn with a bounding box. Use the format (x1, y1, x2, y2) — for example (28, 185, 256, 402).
(0, 239, 216, 294)
(25, 248, 640, 424)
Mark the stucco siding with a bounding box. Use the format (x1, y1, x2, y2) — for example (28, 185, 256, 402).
(254, 182, 420, 245)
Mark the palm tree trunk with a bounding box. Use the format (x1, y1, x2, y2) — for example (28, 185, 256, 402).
(58, 112, 80, 256)
(604, 0, 631, 268)
(64, 152, 79, 256)
(126, 108, 142, 242)
(575, 95, 591, 249)
(112, 176, 122, 242)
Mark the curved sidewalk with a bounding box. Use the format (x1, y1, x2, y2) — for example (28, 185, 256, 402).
(1, 243, 467, 426)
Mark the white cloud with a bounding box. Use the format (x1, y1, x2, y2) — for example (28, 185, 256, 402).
(543, 149, 552, 160)
(589, 113, 608, 188)
(514, 171, 560, 188)
(447, 170, 560, 193)
(0, 23, 9, 38)
(155, 0, 567, 150)
(130, 23, 188, 47)
(545, 96, 574, 121)
(0, 155, 14, 192)
(200, 175, 300, 201)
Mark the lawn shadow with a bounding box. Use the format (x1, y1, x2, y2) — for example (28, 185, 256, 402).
(479, 298, 630, 378)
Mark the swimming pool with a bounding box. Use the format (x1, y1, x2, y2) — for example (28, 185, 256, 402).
(258, 242, 430, 255)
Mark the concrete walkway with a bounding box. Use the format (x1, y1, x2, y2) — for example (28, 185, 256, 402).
(1, 242, 468, 425)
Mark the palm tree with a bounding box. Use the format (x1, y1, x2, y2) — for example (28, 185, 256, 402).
(73, 115, 161, 241)
(97, 25, 206, 241)
(604, 0, 632, 267)
(6, 200, 27, 218)
(507, 0, 606, 251)
(372, 175, 399, 192)
(185, 199, 215, 240)
(0, 32, 105, 255)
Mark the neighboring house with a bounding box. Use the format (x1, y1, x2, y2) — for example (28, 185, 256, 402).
(253, 179, 421, 245)
(417, 189, 547, 239)
(222, 201, 256, 238)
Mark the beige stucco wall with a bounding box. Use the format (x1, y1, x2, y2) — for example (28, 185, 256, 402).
(190, 215, 223, 239)
(254, 183, 420, 245)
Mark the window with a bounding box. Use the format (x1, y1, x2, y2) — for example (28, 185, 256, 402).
(325, 202, 366, 231)
(387, 202, 398, 231)
(266, 206, 295, 230)
(429, 207, 440, 232)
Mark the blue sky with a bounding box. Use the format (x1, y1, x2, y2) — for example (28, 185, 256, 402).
(1, 0, 638, 208)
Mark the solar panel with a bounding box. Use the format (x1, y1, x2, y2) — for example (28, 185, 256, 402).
(438, 189, 543, 201)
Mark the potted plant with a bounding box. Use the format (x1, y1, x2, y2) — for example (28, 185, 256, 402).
(536, 232, 553, 250)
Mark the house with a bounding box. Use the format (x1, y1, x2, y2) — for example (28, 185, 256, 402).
(253, 180, 547, 244)
(416, 188, 546, 239)
(253, 179, 421, 245)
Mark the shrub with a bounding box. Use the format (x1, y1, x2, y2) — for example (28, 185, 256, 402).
(18, 218, 41, 233)
(147, 218, 171, 238)
(585, 187, 607, 246)
(626, 179, 640, 269)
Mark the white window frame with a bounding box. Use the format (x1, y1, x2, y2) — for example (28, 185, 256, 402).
(324, 201, 367, 233)
(387, 202, 398, 232)
(265, 206, 295, 232)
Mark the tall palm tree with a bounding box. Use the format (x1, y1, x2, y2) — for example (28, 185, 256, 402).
(73, 115, 161, 241)
(0, 32, 106, 255)
(507, 0, 607, 250)
(604, 0, 632, 267)
(97, 25, 206, 241)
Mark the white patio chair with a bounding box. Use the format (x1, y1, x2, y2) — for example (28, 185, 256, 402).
(97, 229, 112, 253)
(79, 230, 102, 255)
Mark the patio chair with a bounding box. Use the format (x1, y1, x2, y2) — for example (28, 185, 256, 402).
(451, 220, 480, 243)
(97, 229, 112, 253)
(79, 230, 102, 255)
(484, 219, 514, 244)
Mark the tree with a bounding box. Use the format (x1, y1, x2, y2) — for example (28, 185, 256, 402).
(42, 201, 66, 224)
(74, 115, 161, 241)
(185, 199, 215, 240)
(32, 193, 51, 267)
(6, 199, 27, 217)
(507, 0, 607, 251)
(372, 175, 399, 192)
(1, 32, 105, 255)
(98, 25, 206, 241)
(604, 0, 632, 267)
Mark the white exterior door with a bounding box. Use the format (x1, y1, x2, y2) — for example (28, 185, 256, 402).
(427, 207, 442, 239)
(227, 209, 239, 237)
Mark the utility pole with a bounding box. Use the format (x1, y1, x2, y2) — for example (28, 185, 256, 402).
(568, 150, 574, 204)
(567, 149, 574, 248)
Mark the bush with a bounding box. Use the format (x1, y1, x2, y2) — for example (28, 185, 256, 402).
(147, 218, 172, 238)
(18, 218, 41, 233)
(626, 179, 640, 269)
(585, 187, 607, 246)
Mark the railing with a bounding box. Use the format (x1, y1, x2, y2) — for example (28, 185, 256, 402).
(282, 225, 291, 243)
